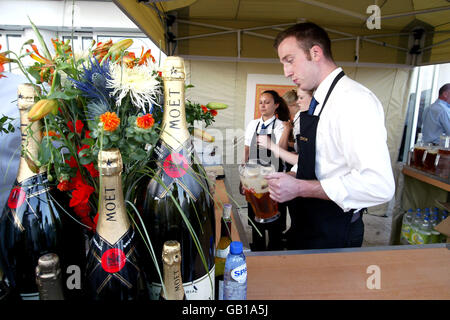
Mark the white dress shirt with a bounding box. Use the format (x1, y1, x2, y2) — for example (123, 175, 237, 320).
(244, 116, 285, 147)
(311, 67, 395, 212)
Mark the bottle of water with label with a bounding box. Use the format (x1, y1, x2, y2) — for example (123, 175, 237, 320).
(400, 209, 414, 244)
(409, 209, 422, 244)
(416, 215, 432, 244)
(223, 241, 247, 300)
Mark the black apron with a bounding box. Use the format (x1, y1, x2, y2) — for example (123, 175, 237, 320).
(248, 119, 286, 251)
(249, 119, 283, 172)
(288, 71, 356, 250)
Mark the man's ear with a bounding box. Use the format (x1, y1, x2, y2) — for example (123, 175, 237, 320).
(309, 45, 323, 62)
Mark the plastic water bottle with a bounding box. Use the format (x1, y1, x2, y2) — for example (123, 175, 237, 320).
(409, 209, 422, 244)
(400, 209, 414, 244)
(223, 241, 247, 300)
(429, 214, 441, 244)
(416, 216, 432, 244)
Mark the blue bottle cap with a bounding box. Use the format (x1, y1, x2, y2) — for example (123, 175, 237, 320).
(230, 241, 243, 255)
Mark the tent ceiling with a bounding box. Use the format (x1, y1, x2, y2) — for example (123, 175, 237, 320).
(115, 0, 450, 65)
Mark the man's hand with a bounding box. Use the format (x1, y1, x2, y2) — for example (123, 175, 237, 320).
(265, 172, 301, 203)
(265, 172, 331, 202)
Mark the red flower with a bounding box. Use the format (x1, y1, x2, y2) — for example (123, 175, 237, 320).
(85, 130, 92, 139)
(75, 120, 84, 134)
(83, 162, 99, 178)
(69, 172, 95, 208)
(209, 109, 218, 117)
(57, 179, 71, 191)
(73, 203, 96, 231)
(67, 121, 74, 132)
(201, 105, 208, 114)
(65, 156, 77, 168)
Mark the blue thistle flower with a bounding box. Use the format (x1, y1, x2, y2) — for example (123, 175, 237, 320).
(69, 57, 113, 105)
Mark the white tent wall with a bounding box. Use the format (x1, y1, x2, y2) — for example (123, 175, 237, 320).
(184, 58, 412, 217)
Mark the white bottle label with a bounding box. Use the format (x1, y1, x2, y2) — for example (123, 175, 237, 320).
(216, 245, 230, 259)
(149, 266, 215, 300)
(231, 264, 247, 283)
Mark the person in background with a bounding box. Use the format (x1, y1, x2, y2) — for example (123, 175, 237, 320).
(265, 22, 395, 250)
(0, 72, 28, 210)
(242, 90, 289, 251)
(260, 87, 313, 174)
(422, 83, 450, 145)
(278, 89, 298, 172)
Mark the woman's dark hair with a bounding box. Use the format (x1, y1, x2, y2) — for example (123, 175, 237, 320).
(262, 90, 290, 122)
(274, 22, 333, 61)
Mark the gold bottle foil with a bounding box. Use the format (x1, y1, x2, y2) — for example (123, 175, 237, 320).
(161, 240, 185, 300)
(160, 56, 190, 149)
(35, 253, 64, 300)
(96, 149, 130, 244)
(17, 84, 44, 183)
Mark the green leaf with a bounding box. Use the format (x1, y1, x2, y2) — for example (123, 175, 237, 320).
(81, 138, 95, 146)
(110, 134, 120, 142)
(79, 156, 92, 165)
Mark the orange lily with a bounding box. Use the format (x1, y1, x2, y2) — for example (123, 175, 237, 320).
(137, 47, 156, 65)
(28, 99, 58, 121)
(0, 45, 12, 78)
(93, 40, 113, 62)
(27, 44, 53, 65)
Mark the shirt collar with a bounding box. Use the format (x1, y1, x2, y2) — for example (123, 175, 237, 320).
(438, 99, 450, 108)
(293, 110, 301, 123)
(260, 115, 276, 126)
(312, 67, 343, 107)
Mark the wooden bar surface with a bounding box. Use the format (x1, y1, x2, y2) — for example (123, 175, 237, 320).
(247, 247, 450, 299)
(402, 165, 450, 192)
(214, 179, 240, 246)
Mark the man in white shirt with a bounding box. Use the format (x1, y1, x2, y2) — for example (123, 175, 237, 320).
(266, 23, 395, 250)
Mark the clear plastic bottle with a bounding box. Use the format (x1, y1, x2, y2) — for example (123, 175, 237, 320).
(429, 214, 441, 244)
(400, 209, 414, 244)
(223, 241, 247, 300)
(416, 216, 432, 244)
(409, 209, 422, 244)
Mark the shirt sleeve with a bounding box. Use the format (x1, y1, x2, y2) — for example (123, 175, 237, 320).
(438, 104, 450, 136)
(319, 90, 395, 211)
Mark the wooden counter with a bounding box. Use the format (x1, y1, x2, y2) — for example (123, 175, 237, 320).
(246, 245, 450, 300)
(402, 165, 450, 192)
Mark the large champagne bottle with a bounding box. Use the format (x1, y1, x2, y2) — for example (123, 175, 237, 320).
(159, 240, 186, 300)
(0, 84, 64, 300)
(215, 203, 232, 300)
(135, 56, 216, 300)
(85, 149, 146, 300)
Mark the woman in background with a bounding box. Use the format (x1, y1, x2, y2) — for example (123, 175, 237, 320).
(242, 90, 289, 251)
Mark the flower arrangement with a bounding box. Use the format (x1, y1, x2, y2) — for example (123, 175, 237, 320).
(0, 21, 223, 232)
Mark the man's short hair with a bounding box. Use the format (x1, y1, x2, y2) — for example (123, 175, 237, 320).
(439, 83, 450, 96)
(274, 22, 333, 61)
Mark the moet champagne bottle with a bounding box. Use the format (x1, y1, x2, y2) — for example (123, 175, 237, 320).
(0, 84, 64, 300)
(85, 149, 146, 300)
(160, 240, 186, 300)
(215, 203, 232, 300)
(135, 56, 216, 300)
